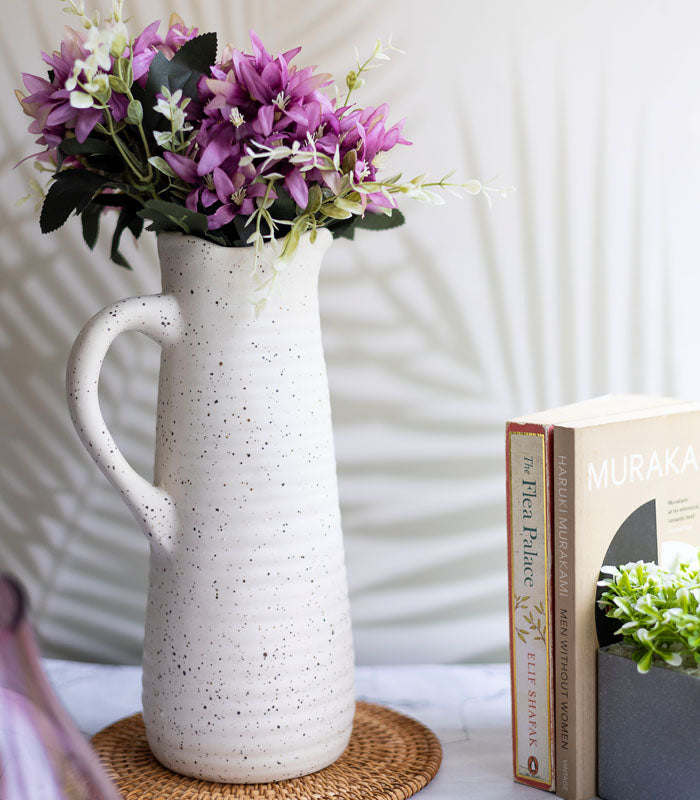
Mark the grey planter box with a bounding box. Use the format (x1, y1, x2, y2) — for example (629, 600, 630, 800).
(597, 647, 700, 800)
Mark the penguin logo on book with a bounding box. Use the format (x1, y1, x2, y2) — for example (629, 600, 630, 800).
(528, 756, 539, 775)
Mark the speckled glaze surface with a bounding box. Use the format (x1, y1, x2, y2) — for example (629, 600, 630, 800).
(66, 230, 355, 783)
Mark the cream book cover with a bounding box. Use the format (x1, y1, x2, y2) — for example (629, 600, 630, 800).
(553, 399, 700, 800)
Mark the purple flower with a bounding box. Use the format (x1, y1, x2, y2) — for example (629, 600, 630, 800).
(131, 16, 199, 85)
(176, 31, 346, 223)
(206, 167, 275, 229)
(17, 14, 203, 158)
(131, 20, 163, 83)
(163, 13, 199, 56)
(164, 29, 412, 231)
(18, 28, 102, 151)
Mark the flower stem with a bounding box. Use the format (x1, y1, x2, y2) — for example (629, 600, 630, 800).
(124, 48, 154, 183)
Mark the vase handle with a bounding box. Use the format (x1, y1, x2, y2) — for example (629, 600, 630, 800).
(66, 294, 183, 553)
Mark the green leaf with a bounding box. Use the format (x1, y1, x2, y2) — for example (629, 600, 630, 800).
(232, 212, 257, 243)
(141, 32, 217, 129)
(110, 207, 136, 269)
(110, 249, 132, 269)
(170, 32, 218, 85)
(81, 203, 101, 250)
(320, 202, 352, 220)
(40, 171, 111, 234)
(335, 196, 364, 214)
(109, 75, 129, 94)
(91, 193, 141, 211)
(330, 218, 357, 240)
(59, 137, 117, 157)
(148, 156, 177, 179)
(636, 649, 653, 674)
(126, 99, 143, 125)
(137, 199, 209, 236)
(354, 208, 405, 232)
(265, 186, 297, 223)
(332, 208, 406, 242)
(126, 211, 144, 239)
(306, 185, 323, 215)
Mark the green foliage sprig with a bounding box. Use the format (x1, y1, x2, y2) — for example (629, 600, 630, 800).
(598, 556, 700, 674)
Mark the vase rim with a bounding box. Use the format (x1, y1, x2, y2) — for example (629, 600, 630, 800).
(156, 228, 332, 253)
(156, 227, 332, 293)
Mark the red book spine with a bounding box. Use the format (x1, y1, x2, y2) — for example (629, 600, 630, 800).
(506, 421, 555, 791)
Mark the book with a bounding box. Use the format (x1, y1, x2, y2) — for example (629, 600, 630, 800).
(506, 395, 661, 791)
(552, 397, 700, 800)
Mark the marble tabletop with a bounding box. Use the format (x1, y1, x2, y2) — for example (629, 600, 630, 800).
(45, 660, 589, 800)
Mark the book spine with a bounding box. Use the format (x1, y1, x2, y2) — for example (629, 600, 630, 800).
(554, 426, 576, 798)
(506, 422, 555, 791)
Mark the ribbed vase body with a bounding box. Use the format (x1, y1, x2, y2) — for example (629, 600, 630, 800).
(67, 230, 355, 783)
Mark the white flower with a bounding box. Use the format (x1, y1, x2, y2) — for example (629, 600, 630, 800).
(62, 0, 98, 28)
(83, 26, 113, 71)
(70, 90, 94, 109)
(66, 56, 96, 88)
(154, 130, 175, 148)
(154, 88, 192, 134)
(109, 0, 125, 22)
(171, 108, 187, 129)
(110, 21, 129, 57)
(84, 72, 110, 97)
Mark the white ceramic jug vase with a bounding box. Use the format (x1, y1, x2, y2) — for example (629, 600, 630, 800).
(66, 230, 355, 783)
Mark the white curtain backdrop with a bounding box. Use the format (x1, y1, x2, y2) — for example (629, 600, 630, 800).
(2, 0, 700, 664)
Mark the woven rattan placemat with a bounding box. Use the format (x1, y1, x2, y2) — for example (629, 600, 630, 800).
(92, 701, 442, 800)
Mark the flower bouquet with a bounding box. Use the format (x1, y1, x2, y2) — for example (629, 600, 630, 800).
(17, 0, 508, 305)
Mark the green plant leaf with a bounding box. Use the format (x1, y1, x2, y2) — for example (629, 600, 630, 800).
(170, 32, 218, 87)
(232, 212, 258, 244)
(334, 208, 406, 241)
(636, 649, 653, 674)
(126, 210, 144, 239)
(140, 32, 217, 129)
(268, 186, 297, 222)
(40, 171, 111, 234)
(91, 193, 141, 210)
(110, 207, 137, 269)
(58, 137, 117, 157)
(320, 202, 352, 220)
(110, 249, 132, 269)
(81, 203, 101, 250)
(330, 218, 357, 240)
(148, 156, 178, 179)
(137, 198, 209, 236)
(354, 208, 405, 232)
